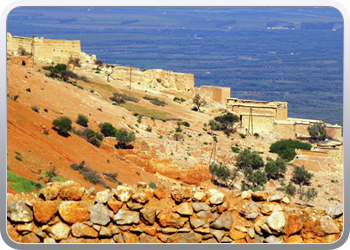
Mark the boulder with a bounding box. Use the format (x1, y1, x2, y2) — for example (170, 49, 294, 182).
(266, 211, 286, 233)
(327, 204, 343, 219)
(132, 191, 149, 204)
(210, 211, 232, 230)
(114, 209, 140, 225)
(59, 181, 85, 201)
(21, 233, 41, 243)
(171, 186, 193, 202)
(176, 202, 193, 216)
(95, 189, 112, 204)
(90, 203, 110, 226)
(209, 191, 225, 205)
(114, 186, 133, 202)
(140, 208, 156, 225)
(33, 201, 58, 224)
(261, 203, 276, 215)
(192, 202, 210, 212)
(72, 222, 98, 238)
(241, 191, 252, 200)
(39, 183, 61, 200)
(284, 214, 303, 236)
(46, 222, 71, 240)
(157, 211, 188, 228)
(59, 201, 90, 224)
(8, 201, 33, 223)
(252, 191, 268, 201)
(319, 216, 340, 234)
(193, 191, 207, 202)
(268, 194, 283, 202)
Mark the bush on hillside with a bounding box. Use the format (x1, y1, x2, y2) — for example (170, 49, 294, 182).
(52, 116, 72, 136)
(264, 157, 287, 179)
(242, 167, 268, 191)
(110, 92, 139, 103)
(236, 148, 264, 170)
(214, 113, 239, 130)
(75, 128, 103, 147)
(76, 114, 89, 127)
(269, 139, 312, 161)
(292, 165, 313, 186)
(100, 122, 117, 137)
(115, 129, 136, 149)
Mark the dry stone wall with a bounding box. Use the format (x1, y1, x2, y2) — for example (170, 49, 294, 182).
(7, 181, 343, 244)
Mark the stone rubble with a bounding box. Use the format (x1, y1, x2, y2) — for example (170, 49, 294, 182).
(6, 181, 343, 243)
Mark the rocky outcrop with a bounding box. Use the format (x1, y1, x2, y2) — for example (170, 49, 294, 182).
(6, 181, 343, 243)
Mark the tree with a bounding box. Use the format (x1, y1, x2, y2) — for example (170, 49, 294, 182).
(45, 166, 60, 182)
(214, 113, 239, 130)
(243, 167, 268, 191)
(76, 114, 89, 127)
(52, 116, 72, 136)
(115, 129, 136, 149)
(95, 60, 104, 70)
(264, 157, 287, 179)
(68, 57, 81, 71)
(307, 123, 327, 141)
(269, 139, 312, 161)
(193, 94, 205, 111)
(236, 149, 264, 170)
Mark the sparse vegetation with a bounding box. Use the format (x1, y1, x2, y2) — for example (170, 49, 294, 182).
(236, 149, 264, 170)
(292, 165, 313, 186)
(7, 171, 45, 193)
(143, 96, 167, 106)
(173, 97, 186, 103)
(15, 152, 22, 161)
(192, 94, 205, 112)
(31, 106, 39, 113)
(115, 129, 136, 149)
(110, 92, 139, 103)
(70, 161, 109, 188)
(100, 122, 117, 137)
(264, 157, 287, 179)
(75, 128, 104, 147)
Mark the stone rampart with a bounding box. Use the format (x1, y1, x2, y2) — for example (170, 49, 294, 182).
(7, 33, 95, 65)
(110, 66, 195, 92)
(6, 181, 343, 243)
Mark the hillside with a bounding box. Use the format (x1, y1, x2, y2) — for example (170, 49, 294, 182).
(7, 56, 343, 210)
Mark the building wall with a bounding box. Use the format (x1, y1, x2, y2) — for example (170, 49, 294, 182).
(325, 126, 342, 141)
(276, 107, 288, 120)
(241, 114, 274, 133)
(197, 86, 231, 104)
(273, 123, 295, 139)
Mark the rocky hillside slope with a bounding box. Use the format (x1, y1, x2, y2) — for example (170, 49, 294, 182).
(6, 57, 344, 243)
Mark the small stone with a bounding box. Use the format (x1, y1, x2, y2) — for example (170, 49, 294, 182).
(176, 202, 193, 216)
(59, 201, 90, 224)
(171, 186, 193, 202)
(16, 222, 34, 234)
(95, 189, 112, 204)
(162, 227, 178, 234)
(190, 218, 206, 229)
(137, 181, 148, 188)
(230, 231, 246, 240)
(211, 230, 225, 242)
(261, 203, 275, 215)
(99, 227, 112, 237)
(59, 181, 85, 201)
(71, 222, 98, 238)
(132, 191, 149, 204)
(330, 204, 343, 219)
(193, 191, 207, 201)
(192, 202, 210, 212)
(39, 183, 61, 200)
(46, 222, 71, 240)
(107, 200, 123, 213)
(34, 201, 58, 224)
(248, 228, 256, 238)
(241, 191, 252, 200)
(210, 211, 232, 230)
(21, 233, 41, 243)
(253, 235, 265, 243)
(287, 235, 303, 243)
(8, 201, 33, 223)
(234, 225, 247, 233)
(221, 236, 233, 243)
(114, 186, 133, 202)
(252, 191, 268, 201)
(266, 211, 286, 233)
(319, 216, 340, 234)
(268, 194, 283, 202)
(140, 208, 156, 225)
(282, 196, 291, 204)
(265, 235, 284, 243)
(209, 192, 225, 205)
(127, 201, 144, 210)
(43, 238, 56, 243)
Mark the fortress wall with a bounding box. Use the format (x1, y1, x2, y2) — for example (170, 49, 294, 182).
(7, 33, 82, 64)
(273, 123, 295, 139)
(294, 123, 311, 137)
(231, 106, 277, 117)
(325, 126, 342, 141)
(110, 67, 195, 92)
(197, 86, 231, 104)
(276, 108, 288, 120)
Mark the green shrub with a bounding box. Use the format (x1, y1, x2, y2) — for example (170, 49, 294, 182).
(70, 161, 108, 188)
(100, 122, 117, 137)
(149, 181, 157, 189)
(298, 187, 318, 202)
(181, 121, 190, 127)
(145, 126, 152, 133)
(156, 78, 162, 83)
(243, 167, 268, 190)
(214, 113, 239, 130)
(209, 119, 222, 132)
(236, 149, 264, 170)
(143, 96, 167, 106)
(285, 182, 297, 196)
(270, 139, 312, 161)
(231, 147, 240, 153)
(239, 133, 246, 139)
(110, 92, 139, 103)
(173, 97, 186, 103)
(43, 166, 66, 182)
(52, 116, 72, 136)
(264, 157, 287, 179)
(292, 165, 313, 186)
(307, 123, 327, 141)
(76, 114, 89, 127)
(15, 152, 22, 161)
(102, 172, 118, 183)
(31, 106, 39, 113)
(137, 115, 142, 124)
(76, 128, 103, 147)
(210, 162, 237, 186)
(253, 133, 260, 138)
(115, 129, 136, 149)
